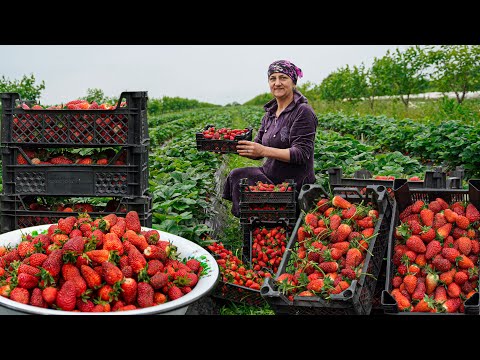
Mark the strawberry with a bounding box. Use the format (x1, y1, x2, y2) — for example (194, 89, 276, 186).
(30, 288, 47, 308)
(439, 268, 455, 285)
(80, 265, 102, 289)
(50, 156, 73, 165)
(336, 224, 352, 242)
(185, 259, 201, 273)
(125, 211, 141, 233)
(103, 233, 124, 255)
(435, 198, 450, 210)
(185, 272, 198, 287)
(457, 237, 472, 255)
(319, 261, 338, 273)
(56, 280, 77, 311)
(342, 205, 357, 220)
(433, 213, 447, 230)
(412, 296, 436, 312)
(102, 261, 123, 285)
(137, 282, 154, 308)
(420, 226, 436, 243)
(457, 254, 474, 269)
(121, 278, 138, 304)
(403, 274, 417, 294)
(432, 255, 452, 272)
(70, 275, 88, 297)
(110, 218, 127, 238)
(304, 213, 318, 228)
(62, 236, 85, 255)
(99, 214, 118, 231)
(332, 195, 352, 209)
(455, 215, 470, 230)
(406, 235, 426, 253)
(143, 230, 160, 245)
(454, 271, 469, 285)
(452, 227, 467, 239)
(391, 289, 411, 311)
(437, 223, 453, 239)
(146, 259, 163, 276)
(42, 287, 57, 304)
(411, 200, 425, 214)
(471, 240, 480, 255)
(441, 247, 460, 262)
(428, 201, 443, 214)
(411, 279, 426, 300)
(345, 248, 362, 268)
(18, 263, 40, 276)
(442, 298, 461, 313)
(329, 214, 342, 230)
(127, 244, 147, 273)
(425, 269, 439, 294)
(447, 282, 461, 298)
(150, 272, 169, 290)
(122, 265, 133, 278)
(76, 299, 95, 312)
(17, 272, 39, 289)
(420, 209, 434, 227)
(62, 263, 81, 280)
(86, 249, 110, 264)
(42, 249, 64, 277)
(9, 287, 30, 304)
(76, 157, 92, 165)
(167, 285, 183, 301)
(17, 154, 29, 165)
(451, 202, 465, 216)
(434, 285, 448, 303)
(123, 230, 149, 252)
(466, 203, 480, 223)
(17, 241, 35, 258)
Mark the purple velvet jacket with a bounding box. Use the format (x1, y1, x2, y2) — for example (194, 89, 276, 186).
(254, 90, 318, 192)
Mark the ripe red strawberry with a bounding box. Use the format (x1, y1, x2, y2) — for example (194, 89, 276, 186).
(62, 263, 81, 280)
(420, 209, 434, 227)
(85, 249, 110, 264)
(441, 247, 460, 262)
(143, 230, 160, 245)
(185, 272, 198, 287)
(439, 268, 455, 285)
(62, 236, 85, 255)
(57, 216, 76, 234)
(454, 271, 469, 285)
(329, 214, 342, 230)
(76, 299, 95, 312)
(50, 156, 73, 165)
(30, 288, 47, 308)
(428, 201, 443, 214)
(466, 203, 480, 223)
(447, 282, 461, 298)
(102, 261, 124, 285)
(99, 213, 118, 231)
(391, 289, 411, 311)
(437, 223, 453, 239)
(451, 202, 465, 215)
(456, 215, 470, 230)
(412, 296, 436, 312)
(433, 213, 447, 230)
(425, 240, 442, 260)
(434, 285, 448, 303)
(420, 226, 436, 243)
(121, 278, 138, 304)
(42, 287, 57, 304)
(122, 265, 133, 278)
(146, 259, 163, 276)
(80, 265, 102, 288)
(125, 211, 142, 233)
(167, 285, 183, 301)
(345, 248, 362, 268)
(336, 224, 352, 242)
(342, 205, 357, 220)
(425, 270, 439, 294)
(150, 272, 169, 290)
(137, 282, 154, 308)
(471, 240, 480, 255)
(10, 287, 30, 304)
(452, 227, 467, 239)
(411, 279, 426, 300)
(435, 198, 449, 210)
(186, 259, 201, 273)
(103, 233, 124, 255)
(110, 218, 127, 238)
(18, 263, 40, 276)
(432, 255, 452, 272)
(442, 298, 461, 313)
(127, 244, 147, 273)
(319, 261, 338, 273)
(17, 272, 39, 289)
(457, 237, 472, 255)
(304, 213, 318, 228)
(123, 230, 149, 252)
(403, 274, 417, 294)
(56, 280, 77, 311)
(457, 254, 474, 269)
(17, 241, 35, 258)
(42, 249, 64, 277)
(406, 235, 426, 253)
(411, 200, 425, 214)
(332, 195, 352, 209)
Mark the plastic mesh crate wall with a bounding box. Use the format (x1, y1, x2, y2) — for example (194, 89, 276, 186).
(1, 145, 149, 196)
(196, 125, 252, 154)
(1, 92, 148, 146)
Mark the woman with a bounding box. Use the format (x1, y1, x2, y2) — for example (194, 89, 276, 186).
(223, 59, 318, 217)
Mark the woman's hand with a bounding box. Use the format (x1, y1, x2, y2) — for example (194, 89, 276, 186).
(237, 140, 265, 158)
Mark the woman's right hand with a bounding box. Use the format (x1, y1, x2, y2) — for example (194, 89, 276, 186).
(237, 140, 265, 158)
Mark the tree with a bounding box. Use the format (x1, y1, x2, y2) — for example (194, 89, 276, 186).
(0, 74, 45, 102)
(317, 69, 347, 104)
(83, 88, 107, 104)
(428, 45, 480, 104)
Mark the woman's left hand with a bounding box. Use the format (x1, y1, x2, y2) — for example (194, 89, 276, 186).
(237, 140, 265, 158)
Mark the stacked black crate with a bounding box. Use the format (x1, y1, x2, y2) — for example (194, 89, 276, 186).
(0, 91, 152, 233)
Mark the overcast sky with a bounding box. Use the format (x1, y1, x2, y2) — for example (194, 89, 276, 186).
(1, 45, 410, 105)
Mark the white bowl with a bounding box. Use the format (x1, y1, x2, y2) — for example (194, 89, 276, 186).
(0, 225, 219, 315)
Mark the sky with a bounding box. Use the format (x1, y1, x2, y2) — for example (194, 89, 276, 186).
(0, 45, 410, 106)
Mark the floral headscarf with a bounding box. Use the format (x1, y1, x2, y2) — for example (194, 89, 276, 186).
(267, 60, 303, 84)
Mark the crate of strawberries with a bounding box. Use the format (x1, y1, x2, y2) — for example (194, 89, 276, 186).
(261, 184, 392, 315)
(380, 178, 480, 314)
(195, 125, 252, 154)
(239, 179, 296, 204)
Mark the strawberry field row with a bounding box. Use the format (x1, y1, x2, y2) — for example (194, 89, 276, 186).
(315, 113, 480, 178)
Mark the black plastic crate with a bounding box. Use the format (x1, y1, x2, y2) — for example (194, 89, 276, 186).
(239, 178, 296, 204)
(212, 280, 267, 307)
(380, 179, 480, 315)
(1, 145, 149, 196)
(239, 202, 297, 224)
(328, 167, 464, 191)
(260, 184, 392, 315)
(0, 194, 152, 233)
(1, 92, 148, 147)
(196, 125, 252, 154)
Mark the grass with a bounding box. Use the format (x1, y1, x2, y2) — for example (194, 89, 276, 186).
(219, 301, 275, 315)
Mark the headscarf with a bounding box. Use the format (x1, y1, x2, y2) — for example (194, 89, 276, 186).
(267, 60, 303, 84)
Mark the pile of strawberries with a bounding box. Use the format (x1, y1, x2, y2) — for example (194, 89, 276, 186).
(243, 181, 293, 193)
(208, 242, 264, 290)
(275, 195, 380, 301)
(390, 198, 480, 313)
(16, 148, 127, 166)
(19, 99, 127, 111)
(0, 211, 204, 312)
(201, 127, 249, 140)
(251, 225, 288, 274)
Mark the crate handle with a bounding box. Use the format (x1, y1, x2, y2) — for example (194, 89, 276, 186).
(332, 186, 365, 201)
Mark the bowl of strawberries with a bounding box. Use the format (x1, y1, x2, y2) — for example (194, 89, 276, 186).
(0, 211, 219, 315)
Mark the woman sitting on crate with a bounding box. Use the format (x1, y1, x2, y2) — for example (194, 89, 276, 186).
(223, 60, 318, 217)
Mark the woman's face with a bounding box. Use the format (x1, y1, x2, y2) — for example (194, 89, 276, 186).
(268, 72, 294, 99)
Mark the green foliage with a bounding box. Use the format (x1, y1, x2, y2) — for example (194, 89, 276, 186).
(0, 74, 45, 102)
(243, 92, 272, 106)
(147, 96, 219, 116)
(428, 45, 480, 103)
